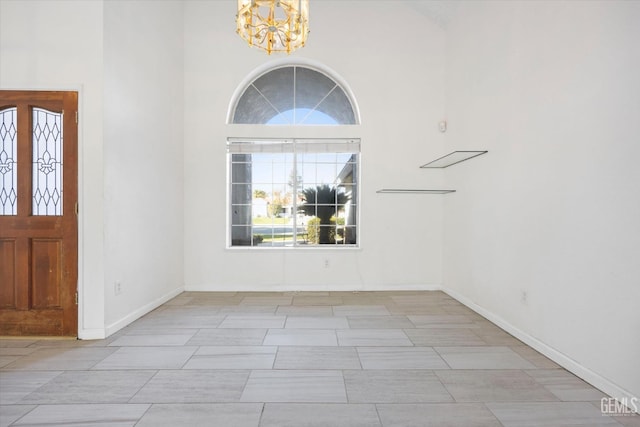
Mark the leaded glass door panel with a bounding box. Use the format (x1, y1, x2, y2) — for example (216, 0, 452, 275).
(0, 90, 78, 336)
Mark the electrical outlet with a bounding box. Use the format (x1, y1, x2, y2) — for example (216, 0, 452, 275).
(521, 291, 528, 304)
(115, 281, 122, 295)
(324, 259, 330, 268)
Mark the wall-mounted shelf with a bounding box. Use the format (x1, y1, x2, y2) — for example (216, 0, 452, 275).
(420, 150, 487, 168)
(377, 150, 486, 195)
(376, 189, 455, 194)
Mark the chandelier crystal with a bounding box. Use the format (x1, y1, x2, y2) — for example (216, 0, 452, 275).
(236, 0, 309, 55)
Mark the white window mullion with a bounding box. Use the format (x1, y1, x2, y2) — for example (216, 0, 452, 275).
(292, 147, 298, 246)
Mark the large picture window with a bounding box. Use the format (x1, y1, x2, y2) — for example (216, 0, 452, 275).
(228, 63, 360, 248)
(229, 138, 359, 247)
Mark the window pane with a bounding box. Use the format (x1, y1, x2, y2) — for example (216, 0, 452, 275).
(233, 85, 280, 124)
(231, 226, 252, 246)
(294, 67, 336, 111)
(314, 86, 356, 125)
(298, 151, 357, 246)
(0, 107, 18, 216)
(32, 108, 63, 216)
(252, 67, 294, 114)
(231, 205, 251, 225)
(232, 183, 251, 202)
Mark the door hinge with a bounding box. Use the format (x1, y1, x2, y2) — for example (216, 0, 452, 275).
(75, 111, 78, 124)
(75, 202, 79, 215)
(75, 292, 78, 305)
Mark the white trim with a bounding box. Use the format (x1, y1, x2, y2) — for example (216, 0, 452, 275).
(104, 286, 185, 338)
(226, 57, 361, 125)
(442, 286, 638, 411)
(76, 86, 86, 340)
(77, 328, 106, 341)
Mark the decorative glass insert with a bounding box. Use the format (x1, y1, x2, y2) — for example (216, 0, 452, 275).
(232, 66, 357, 125)
(0, 107, 18, 216)
(32, 108, 63, 216)
(228, 138, 359, 247)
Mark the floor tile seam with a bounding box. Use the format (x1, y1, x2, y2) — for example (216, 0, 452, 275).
(372, 402, 510, 427)
(354, 347, 364, 370)
(282, 313, 291, 328)
(0, 357, 21, 370)
(521, 366, 583, 381)
(484, 400, 630, 425)
(432, 344, 515, 353)
(238, 370, 254, 403)
(430, 368, 462, 404)
(372, 402, 385, 426)
(271, 345, 281, 370)
(471, 394, 569, 403)
(21, 402, 155, 423)
(258, 328, 268, 346)
(11, 371, 69, 406)
(479, 402, 509, 427)
(2, 368, 65, 383)
(130, 402, 155, 426)
(5, 402, 40, 427)
(120, 370, 163, 405)
(175, 345, 202, 371)
(520, 368, 604, 402)
(254, 402, 266, 427)
(75, 346, 121, 371)
(467, 323, 508, 346)
(340, 368, 351, 404)
(342, 368, 458, 405)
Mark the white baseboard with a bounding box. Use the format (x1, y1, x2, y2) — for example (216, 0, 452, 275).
(442, 286, 638, 412)
(184, 283, 443, 292)
(77, 328, 106, 340)
(104, 286, 185, 337)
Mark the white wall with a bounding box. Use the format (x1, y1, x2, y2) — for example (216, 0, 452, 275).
(103, 0, 184, 332)
(444, 1, 640, 401)
(183, 1, 447, 291)
(0, 0, 106, 339)
(1, 0, 185, 338)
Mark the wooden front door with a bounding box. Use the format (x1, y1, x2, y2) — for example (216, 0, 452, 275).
(0, 91, 78, 336)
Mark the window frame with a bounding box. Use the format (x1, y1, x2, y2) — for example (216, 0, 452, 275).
(227, 61, 361, 126)
(227, 137, 360, 249)
(227, 60, 361, 250)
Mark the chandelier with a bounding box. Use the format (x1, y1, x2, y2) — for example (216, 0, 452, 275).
(236, 0, 310, 55)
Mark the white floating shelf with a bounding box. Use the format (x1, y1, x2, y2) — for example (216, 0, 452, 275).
(376, 189, 456, 194)
(420, 150, 487, 168)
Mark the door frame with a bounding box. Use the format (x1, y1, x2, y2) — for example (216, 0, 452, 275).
(0, 88, 85, 337)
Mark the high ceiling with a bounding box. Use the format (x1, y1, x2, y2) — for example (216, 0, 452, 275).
(406, 0, 459, 28)
(311, 0, 460, 28)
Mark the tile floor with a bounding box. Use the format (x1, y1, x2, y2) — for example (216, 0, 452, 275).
(1, 291, 638, 426)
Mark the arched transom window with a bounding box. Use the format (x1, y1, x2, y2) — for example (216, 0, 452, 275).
(230, 65, 358, 125)
(228, 64, 360, 248)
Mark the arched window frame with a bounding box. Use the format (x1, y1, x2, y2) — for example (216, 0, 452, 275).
(227, 59, 361, 249)
(227, 59, 361, 126)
